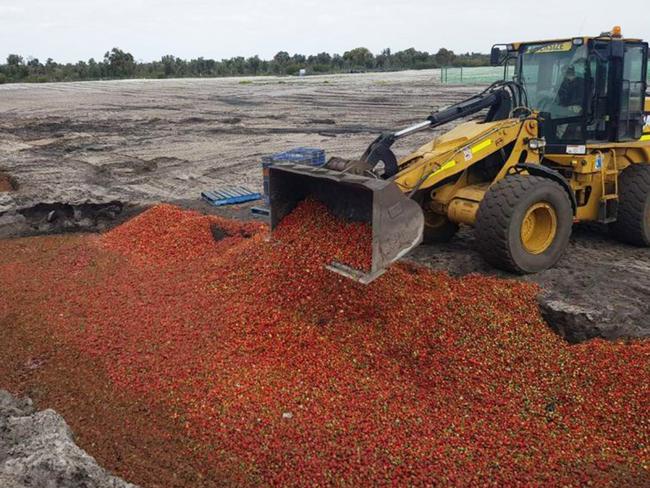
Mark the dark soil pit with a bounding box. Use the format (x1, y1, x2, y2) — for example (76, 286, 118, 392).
(0, 201, 148, 240)
(0, 172, 18, 192)
(211, 223, 254, 241)
(210, 223, 230, 241)
(18, 201, 127, 235)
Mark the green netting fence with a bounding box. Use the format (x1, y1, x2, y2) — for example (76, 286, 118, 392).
(439, 66, 514, 85)
(440, 66, 650, 86)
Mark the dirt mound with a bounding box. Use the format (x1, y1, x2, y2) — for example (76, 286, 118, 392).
(0, 390, 137, 488)
(1, 205, 648, 486)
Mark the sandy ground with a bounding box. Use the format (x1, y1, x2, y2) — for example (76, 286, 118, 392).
(0, 70, 474, 212)
(0, 71, 648, 341)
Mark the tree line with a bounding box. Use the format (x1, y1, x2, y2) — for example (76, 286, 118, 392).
(0, 47, 489, 83)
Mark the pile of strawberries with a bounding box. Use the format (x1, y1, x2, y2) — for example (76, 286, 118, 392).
(273, 198, 373, 272)
(1, 203, 647, 486)
(102, 204, 262, 265)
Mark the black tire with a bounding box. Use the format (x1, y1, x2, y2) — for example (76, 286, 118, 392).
(475, 175, 573, 274)
(610, 164, 650, 246)
(422, 213, 458, 244)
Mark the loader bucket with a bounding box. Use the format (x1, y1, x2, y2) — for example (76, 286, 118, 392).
(268, 163, 424, 284)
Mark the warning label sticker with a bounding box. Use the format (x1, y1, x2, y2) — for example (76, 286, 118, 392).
(566, 145, 587, 155)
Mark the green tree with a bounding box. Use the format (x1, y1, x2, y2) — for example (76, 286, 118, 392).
(6, 54, 24, 66)
(376, 48, 391, 70)
(435, 48, 456, 67)
(87, 58, 101, 79)
(161, 55, 176, 76)
(0, 46, 491, 84)
(343, 47, 374, 70)
(272, 51, 290, 74)
(5, 54, 27, 80)
(246, 55, 262, 75)
(104, 48, 136, 78)
(273, 51, 290, 64)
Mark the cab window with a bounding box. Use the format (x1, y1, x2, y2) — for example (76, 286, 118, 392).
(518, 42, 588, 144)
(618, 44, 647, 140)
(586, 41, 611, 141)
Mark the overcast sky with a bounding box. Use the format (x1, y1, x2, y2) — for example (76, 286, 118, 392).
(1, 0, 647, 63)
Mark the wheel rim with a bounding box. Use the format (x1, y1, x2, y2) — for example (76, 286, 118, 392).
(520, 202, 557, 254)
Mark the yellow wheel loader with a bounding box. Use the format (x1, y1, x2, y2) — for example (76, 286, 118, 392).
(269, 27, 650, 283)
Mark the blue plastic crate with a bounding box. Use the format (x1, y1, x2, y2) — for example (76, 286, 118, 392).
(262, 147, 326, 167)
(201, 186, 261, 207)
(261, 147, 326, 204)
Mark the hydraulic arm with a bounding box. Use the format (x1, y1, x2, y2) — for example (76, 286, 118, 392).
(358, 81, 527, 178)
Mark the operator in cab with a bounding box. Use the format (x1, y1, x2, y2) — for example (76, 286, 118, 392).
(557, 65, 584, 114)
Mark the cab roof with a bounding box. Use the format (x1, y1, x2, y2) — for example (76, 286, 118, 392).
(511, 35, 644, 51)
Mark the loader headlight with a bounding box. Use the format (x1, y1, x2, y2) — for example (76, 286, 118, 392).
(528, 138, 546, 150)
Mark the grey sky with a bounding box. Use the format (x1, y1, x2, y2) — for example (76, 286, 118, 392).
(1, 0, 647, 63)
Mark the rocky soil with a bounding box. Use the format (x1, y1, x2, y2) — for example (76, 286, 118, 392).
(0, 390, 136, 488)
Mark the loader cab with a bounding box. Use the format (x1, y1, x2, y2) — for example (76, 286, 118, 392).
(513, 31, 648, 152)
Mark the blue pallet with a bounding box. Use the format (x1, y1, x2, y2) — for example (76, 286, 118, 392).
(201, 186, 261, 207)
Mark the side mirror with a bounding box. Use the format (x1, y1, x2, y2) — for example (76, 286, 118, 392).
(490, 47, 502, 66)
